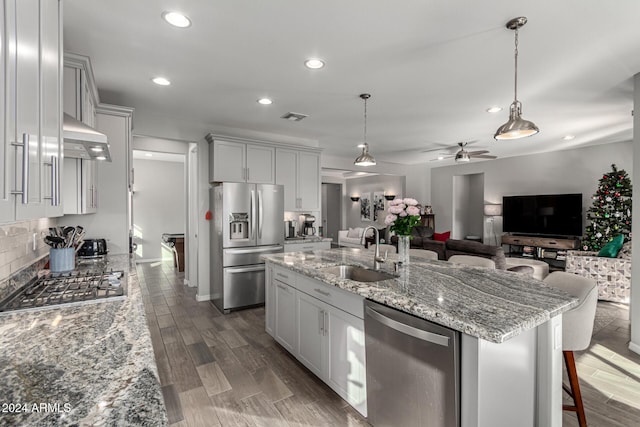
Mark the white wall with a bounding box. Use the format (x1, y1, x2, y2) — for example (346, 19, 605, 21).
(431, 141, 633, 236)
(345, 175, 406, 229)
(132, 158, 185, 261)
(196, 139, 210, 301)
(132, 135, 189, 155)
(631, 73, 640, 355)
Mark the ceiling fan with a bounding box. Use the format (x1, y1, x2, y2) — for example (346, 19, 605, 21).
(430, 142, 497, 163)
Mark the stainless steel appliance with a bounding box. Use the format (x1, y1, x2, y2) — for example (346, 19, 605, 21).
(77, 239, 108, 258)
(285, 220, 296, 238)
(365, 300, 460, 427)
(303, 214, 316, 236)
(0, 270, 124, 313)
(210, 183, 284, 313)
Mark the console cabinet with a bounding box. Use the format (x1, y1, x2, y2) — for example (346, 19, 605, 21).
(502, 235, 579, 270)
(266, 262, 367, 416)
(0, 0, 63, 223)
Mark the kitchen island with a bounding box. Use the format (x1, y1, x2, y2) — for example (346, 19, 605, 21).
(263, 248, 577, 427)
(0, 255, 167, 426)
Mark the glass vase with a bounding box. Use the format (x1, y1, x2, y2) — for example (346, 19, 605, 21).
(397, 235, 410, 265)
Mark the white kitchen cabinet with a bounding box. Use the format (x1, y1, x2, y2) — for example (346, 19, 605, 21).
(275, 148, 320, 211)
(63, 158, 97, 215)
(62, 54, 100, 216)
(274, 278, 297, 354)
(208, 138, 275, 184)
(265, 265, 275, 335)
(284, 240, 331, 253)
(267, 263, 367, 416)
(0, 0, 63, 223)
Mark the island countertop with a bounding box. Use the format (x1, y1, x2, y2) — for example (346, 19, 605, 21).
(263, 248, 578, 343)
(0, 255, 167, 426)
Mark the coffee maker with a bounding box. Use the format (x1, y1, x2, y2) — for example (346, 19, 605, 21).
(303, 214, 316, 236)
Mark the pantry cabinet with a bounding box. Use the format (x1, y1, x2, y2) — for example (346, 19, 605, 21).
(62, 53, 99, 215)
(275, 148, 320, 211)
(0, 0, 63, 223)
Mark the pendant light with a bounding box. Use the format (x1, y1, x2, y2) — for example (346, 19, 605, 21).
(494, 17, 539, 140)
(354, 93, 376, 166)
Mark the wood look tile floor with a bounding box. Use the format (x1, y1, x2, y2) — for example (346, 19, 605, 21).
(137, 261, 640, 427)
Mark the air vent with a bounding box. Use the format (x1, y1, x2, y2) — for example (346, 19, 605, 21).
(280, 112, 308, 122)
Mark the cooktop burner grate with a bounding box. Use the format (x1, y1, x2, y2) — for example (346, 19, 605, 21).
(0, 270, 125, 313)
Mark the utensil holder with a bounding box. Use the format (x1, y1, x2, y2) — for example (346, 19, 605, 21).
(50, 248, 75, 273)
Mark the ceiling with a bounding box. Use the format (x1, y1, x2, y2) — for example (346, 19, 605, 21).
(63, 0, 640, 166)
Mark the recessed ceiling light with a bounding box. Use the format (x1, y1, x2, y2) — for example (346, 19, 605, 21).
(304, 58, 325, 69)
(437, 156, 444, 160)
(162, 11, 191, 28)
(562, 135, 576, 141)
(257, 98, 273, 105)
(152, 77, 171, 86)
(357, 144, 366, 148)
(96, 156, 107, 161)
(486, 106, 503, 113)
(90, 147, 103, 152)
(145, 153, 153, 157)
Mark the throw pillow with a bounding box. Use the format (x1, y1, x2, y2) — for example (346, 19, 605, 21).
(433, 231, 451, 242)
(347, 227, 360, 238)
(598, 234, 624, 258)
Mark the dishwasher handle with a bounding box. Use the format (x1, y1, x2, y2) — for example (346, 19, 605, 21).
(365, 306, 450, 347)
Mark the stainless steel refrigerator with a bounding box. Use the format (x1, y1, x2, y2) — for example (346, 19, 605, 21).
(210, 182, 284, 313)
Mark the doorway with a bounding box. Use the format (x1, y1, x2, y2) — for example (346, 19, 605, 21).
(452, 173, 484, 240)
(322, 183, 342, 246)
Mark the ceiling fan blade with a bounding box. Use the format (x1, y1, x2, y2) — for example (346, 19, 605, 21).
(471, 154, 497, 159)
(467, 150, 489, 156)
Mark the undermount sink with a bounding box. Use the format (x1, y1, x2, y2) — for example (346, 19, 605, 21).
(322, 265, 396, 282)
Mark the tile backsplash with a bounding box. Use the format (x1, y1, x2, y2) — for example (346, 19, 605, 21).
(0, 218, 57, 283)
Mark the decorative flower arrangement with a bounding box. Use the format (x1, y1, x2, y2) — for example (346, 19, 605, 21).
(385, 198, 421, 236)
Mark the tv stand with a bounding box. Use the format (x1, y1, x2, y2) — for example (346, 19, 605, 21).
(501, 234, 580, 271)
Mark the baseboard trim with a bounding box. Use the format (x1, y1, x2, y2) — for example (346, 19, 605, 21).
(629, 341, 640, 355)
(196, 294, 211, 302)
(135, 258, 165, 264)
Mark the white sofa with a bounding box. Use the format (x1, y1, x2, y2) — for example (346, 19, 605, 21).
(338, 227, 373, 248)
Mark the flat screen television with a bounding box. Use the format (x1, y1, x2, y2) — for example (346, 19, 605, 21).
(502, 193, 583, 237)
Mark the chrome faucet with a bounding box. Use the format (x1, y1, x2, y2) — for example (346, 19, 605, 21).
(362, 226, 386, 270)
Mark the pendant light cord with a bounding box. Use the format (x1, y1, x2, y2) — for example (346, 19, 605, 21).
(363, 96, 368, 146)
(513, 27, 519, 103)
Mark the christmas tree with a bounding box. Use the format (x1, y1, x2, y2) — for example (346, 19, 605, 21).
(583, 164, 632, 251)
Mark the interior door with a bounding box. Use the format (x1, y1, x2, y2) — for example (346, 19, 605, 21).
(322, 183, 341, 242)
(256, 184, 284, 246)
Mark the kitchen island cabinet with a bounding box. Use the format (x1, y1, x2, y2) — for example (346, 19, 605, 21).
(0, 255, 167, 426)
(263, 248, 577, 427)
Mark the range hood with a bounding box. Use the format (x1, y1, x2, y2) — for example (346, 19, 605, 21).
(63, 113, 112, 162)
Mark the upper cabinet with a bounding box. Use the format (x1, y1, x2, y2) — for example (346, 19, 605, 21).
(62, 53, 100, 215)
(207, 137, 275, 184)
(0, 0, 63, 224)
(276, 148, 320, 211)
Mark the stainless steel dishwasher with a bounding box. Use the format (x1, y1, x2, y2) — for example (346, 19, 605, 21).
(365, 300, 460, 427)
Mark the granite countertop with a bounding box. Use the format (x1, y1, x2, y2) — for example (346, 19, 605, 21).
(263, 248, 578, 343)
(0, 255, 167, 426)
(284, 237, 333, 243)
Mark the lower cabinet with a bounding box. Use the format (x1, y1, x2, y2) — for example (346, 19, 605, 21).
(266, 263, 367, 416)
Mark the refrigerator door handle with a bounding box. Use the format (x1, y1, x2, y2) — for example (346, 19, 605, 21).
(250, 189, 256, 239)
(258, 190, 264, 239)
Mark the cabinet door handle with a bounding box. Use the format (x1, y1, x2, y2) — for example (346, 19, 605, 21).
(314, 288, 330, 297)
(323, 311, 328, 336)
(277, 284, 288, 291)
(319, 309, 324, 335)
(276, 272, 289, 280)
(11, 134, 29, 203)
(53, 155, 60, 206)
(49, 155, 55, 203)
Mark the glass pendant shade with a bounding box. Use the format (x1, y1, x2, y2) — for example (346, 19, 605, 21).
(354, 143, 376, 166)
(494, 101, 539, 140)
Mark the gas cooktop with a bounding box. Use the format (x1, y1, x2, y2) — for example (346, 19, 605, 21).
(0, 269, 125, 313)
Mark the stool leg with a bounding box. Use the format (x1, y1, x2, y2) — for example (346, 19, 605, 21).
(563, 350, 587, 427)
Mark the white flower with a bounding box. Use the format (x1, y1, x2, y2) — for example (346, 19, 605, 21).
(399, 211, 408, 217)
(389, 205, 404, 214)
(403, 198, 418, 206)
(406, 206, 420, 216)
(384, 214, 397, 225)
(389, 199, 402, 206)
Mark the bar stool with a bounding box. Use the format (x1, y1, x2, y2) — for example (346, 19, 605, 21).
(543, 271, 598, 427)
(409, 249, 438, 260)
